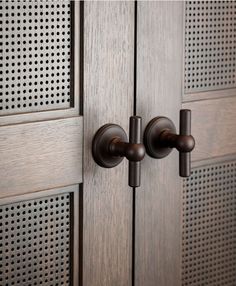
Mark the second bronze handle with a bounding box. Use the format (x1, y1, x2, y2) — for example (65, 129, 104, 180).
(144, 109, 195, 177)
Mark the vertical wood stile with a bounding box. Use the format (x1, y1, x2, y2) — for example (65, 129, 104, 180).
(135, 2, 183, 286)
(83, 2, 134, 286)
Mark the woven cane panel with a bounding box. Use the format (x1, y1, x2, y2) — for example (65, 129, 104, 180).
(0, 0, 72, 115)
(182, 161, 236, 286)
(0, 193, 71, 285)
(184, 1, 236, 93)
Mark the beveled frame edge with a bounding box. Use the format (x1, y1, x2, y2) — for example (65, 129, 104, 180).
(0, 2, 81, 126)
(192, 153, 236, 168)
(0, 183, 81, 286)
(183, 87, 236, 103)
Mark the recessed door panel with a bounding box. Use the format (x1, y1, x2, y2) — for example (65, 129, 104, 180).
(0, 185, 79, 286)
(182, 160, 236, 286)
(184, 1, 236, 94)
(1, 0, 73, 115)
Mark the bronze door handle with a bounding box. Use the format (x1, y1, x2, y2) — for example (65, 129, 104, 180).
(92, 116, 145, 187)
(144, 109, 195, 177)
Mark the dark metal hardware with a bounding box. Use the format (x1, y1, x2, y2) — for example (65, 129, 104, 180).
(144, 109, 195, 177)
(92, 116, 145, 187)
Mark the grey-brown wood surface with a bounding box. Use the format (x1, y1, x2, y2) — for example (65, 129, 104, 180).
(135, 2, 183, 286)
(83, 2, 134, 286)
(183, 87, 236, 102)
(183, 96, 236, 163)
(0, 117, 83, 198)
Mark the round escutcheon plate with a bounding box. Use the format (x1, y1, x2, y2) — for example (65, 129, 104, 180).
(144, 116, 176, 159)
(92, 124, 128, 168)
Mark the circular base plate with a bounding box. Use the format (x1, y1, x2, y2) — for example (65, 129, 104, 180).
(144, 117, 176, 159)
(92, 124, 128, 168)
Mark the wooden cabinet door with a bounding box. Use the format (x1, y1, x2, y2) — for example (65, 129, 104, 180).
(0, 2, 82, 285)
(135, 2, 236, 286)
(0, 2, 134, 286)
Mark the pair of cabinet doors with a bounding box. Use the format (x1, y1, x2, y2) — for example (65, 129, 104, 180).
(1, 1, 236, 286)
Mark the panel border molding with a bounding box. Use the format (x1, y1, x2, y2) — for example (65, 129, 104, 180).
(192, 154, 236, 169)
(183, 88, 236, 103)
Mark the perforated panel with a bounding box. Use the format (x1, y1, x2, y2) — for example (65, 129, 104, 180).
(184, 1, 236, 93)
(182, 161, 236, 286)
(0, 0, 72, 115)
(0, 193, 72, 286)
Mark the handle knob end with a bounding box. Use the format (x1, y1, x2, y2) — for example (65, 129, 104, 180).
(179, 152, 191, 177)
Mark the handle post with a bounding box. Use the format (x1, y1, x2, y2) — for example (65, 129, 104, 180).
(129, 116, 143, 187)
(179, 109, 192, 177)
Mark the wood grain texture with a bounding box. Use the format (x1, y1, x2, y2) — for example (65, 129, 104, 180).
(183, 96, 236, 162)
(135, 2, 183, 286)
(0, 117, 83, 198)
(83, 2, 134, 286)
